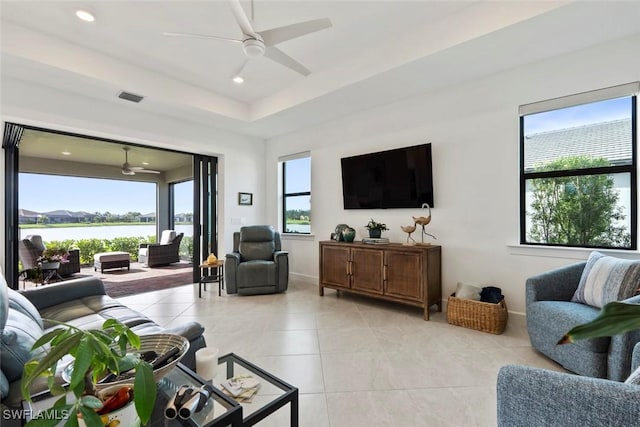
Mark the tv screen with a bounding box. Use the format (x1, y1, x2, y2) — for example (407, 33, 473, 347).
(341, 143, 434, 209)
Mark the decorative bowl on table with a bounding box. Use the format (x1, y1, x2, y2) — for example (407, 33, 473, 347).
(64, 333, 189, 389)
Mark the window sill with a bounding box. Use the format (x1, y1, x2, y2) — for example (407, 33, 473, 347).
(281, 233, 316, 241)
(507, 244, 640, 260)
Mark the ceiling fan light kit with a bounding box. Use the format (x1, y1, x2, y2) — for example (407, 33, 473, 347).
(164, 0, 332, 77)
(121, 147, 160, 175)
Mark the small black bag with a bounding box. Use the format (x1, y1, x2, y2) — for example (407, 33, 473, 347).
(481, 286, 504, 304)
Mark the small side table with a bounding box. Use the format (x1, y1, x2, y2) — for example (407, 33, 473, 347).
(199, 260, 225, 298)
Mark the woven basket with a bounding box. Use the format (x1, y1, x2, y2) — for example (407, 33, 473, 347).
(446, 293, 508, 334)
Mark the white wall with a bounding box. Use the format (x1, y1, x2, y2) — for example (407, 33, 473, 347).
(0, 77, 266, 271)
(265, 34, 640, 314)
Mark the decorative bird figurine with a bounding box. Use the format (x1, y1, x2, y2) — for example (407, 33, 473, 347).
(400, 224, 417, 244)
(413, 203, 436, 244)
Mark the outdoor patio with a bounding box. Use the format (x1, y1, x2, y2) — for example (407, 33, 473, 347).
(20, 260, 194, 297)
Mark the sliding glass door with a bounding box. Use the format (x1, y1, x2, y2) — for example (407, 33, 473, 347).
(192, 155, 218, 283)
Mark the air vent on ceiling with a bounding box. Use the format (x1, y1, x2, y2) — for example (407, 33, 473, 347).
(117, 91, 144, 103)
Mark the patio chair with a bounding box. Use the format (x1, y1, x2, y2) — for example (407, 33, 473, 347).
(138, 230, 184, 267)
(18, 235, 80, 277)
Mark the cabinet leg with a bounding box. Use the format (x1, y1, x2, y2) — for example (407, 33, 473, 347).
(319, 286, 324, 296)
(423, 306, 430, 321)
(437, 300, 443, 312)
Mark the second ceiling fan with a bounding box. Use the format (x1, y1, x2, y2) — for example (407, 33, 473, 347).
(164, 0, 332, 76)
(121, 147, 160, 175)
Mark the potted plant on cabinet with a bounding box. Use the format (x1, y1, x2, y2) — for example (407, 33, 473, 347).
(21, 319, 157, 427)
(364, 219, 389, 239)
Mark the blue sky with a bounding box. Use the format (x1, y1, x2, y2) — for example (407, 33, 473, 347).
(20, 174, 193, 214)
(524, 96, 631, 135)
(284, 157, 311, 210)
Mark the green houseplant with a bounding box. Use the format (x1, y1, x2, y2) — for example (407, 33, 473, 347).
(364, 219, 389, 238)
(21, 319, 156, 427)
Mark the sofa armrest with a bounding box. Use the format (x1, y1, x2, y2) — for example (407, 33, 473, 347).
(632, 342, 640, 372)
(225, 253, 240, 294)
(274, 251, 289, 291)
(21, 277, 106, 311)
(497, 365, 640, 427)
(526, 262, 586, 307)
(164, 321, 205, 342)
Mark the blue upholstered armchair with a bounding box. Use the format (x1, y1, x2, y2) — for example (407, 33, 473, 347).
(526, 261, 640, 381)
(497, 343, 640, 427)
(225, 225, 289, 295)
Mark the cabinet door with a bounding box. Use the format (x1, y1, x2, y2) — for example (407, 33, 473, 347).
(385, 251, 422, 302)
(351, 247, 384, 294)
(321, 245, 350, 288)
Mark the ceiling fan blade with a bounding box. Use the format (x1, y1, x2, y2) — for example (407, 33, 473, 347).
(163, 32, 243, 43)
(264, 46, 311, 76)
(260, 18, 332, 47)
(228, 0, 258, 38)
(134, 169, 161, 174)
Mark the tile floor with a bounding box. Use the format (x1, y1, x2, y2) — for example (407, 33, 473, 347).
(118, 280, 565, 427)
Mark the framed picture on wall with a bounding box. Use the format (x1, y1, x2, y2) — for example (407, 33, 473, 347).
(238, 192, 253, 206)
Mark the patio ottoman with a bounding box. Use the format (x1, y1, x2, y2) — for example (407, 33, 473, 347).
(94, 251, 131, 273)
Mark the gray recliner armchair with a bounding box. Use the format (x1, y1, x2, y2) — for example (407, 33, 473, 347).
(225, 225, 289, 295)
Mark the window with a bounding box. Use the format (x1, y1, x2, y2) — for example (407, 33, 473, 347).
(520, 83, 638, 249)
(281, 153, 311, 234)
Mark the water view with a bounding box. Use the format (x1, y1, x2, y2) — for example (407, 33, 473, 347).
(19, 224, 193, 242)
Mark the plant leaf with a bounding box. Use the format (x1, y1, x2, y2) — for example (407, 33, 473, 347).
(78, 405, 102, 427)
(133, 362, 156, 424)
(81, 395, 104, 410)
(69, 338, 92, 390)
(558, 302, 640, 344)
(32, 328, 66, 350)
(22, 333, 82, 399)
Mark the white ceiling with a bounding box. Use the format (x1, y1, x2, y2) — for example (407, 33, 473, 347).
(2, 1, 640, 139)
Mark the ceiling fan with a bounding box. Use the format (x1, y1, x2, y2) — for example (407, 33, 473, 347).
(163, 0, 332, 76)
(121, 147, 160, 175)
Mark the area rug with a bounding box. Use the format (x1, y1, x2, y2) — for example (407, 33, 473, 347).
(78, 261, 195, 298)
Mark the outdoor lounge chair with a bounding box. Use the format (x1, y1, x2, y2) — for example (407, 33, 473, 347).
(17, 235, 80, 278)
(138, 230, 184, 267)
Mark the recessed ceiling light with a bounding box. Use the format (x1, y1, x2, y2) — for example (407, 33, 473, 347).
(76, 10, 95, 22)
(232, 76, 244, 84)
(61, 151, 72, 156)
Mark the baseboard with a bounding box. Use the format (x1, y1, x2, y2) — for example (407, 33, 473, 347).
(290, 272, 318, 285)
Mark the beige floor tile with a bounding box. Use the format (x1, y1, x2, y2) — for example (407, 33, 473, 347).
(111, 279, 570, 426)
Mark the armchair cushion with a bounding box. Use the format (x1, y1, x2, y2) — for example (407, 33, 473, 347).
(572, 251, 640, 308)
(160, 230, 177, 245)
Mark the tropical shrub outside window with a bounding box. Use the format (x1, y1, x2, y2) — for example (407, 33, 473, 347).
(282, 155, 311, 234)
(520, 85, 638, 249)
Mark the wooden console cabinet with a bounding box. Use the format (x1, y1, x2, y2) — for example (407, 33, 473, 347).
(319, 241, 442, 320)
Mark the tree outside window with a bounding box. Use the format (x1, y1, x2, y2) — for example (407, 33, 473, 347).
(521, 91, 637, 249)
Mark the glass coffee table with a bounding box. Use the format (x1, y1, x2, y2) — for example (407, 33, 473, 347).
(24, 364, 242, 427)
(216, 353, 299, 427)
(153, 364, 242, 426)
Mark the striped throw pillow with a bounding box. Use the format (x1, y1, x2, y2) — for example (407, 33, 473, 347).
(571, 252, 640, 308)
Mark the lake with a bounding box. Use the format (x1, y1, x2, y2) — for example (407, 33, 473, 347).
(19, 224, 193, 242)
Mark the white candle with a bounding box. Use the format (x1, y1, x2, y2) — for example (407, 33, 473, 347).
(195, 347, 219, 381)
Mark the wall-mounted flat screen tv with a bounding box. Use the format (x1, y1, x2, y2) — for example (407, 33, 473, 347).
(341, 143, 434, 209)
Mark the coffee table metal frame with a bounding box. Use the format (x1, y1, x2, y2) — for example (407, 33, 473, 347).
(218, 352, 299, 427)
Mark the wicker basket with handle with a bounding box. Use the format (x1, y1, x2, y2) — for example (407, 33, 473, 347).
(446, 293, 508, 334)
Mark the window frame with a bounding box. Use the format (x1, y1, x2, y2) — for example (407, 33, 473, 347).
(519, 86, 638, 250)
(281, 153, 311, 235)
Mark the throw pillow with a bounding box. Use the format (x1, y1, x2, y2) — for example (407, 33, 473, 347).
(571, 251, 640, 308)
(455, 282, 482, 300)
(624, 366, 640, 385)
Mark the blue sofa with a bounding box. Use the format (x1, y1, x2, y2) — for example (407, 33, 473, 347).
(526, 261, 640, 381)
